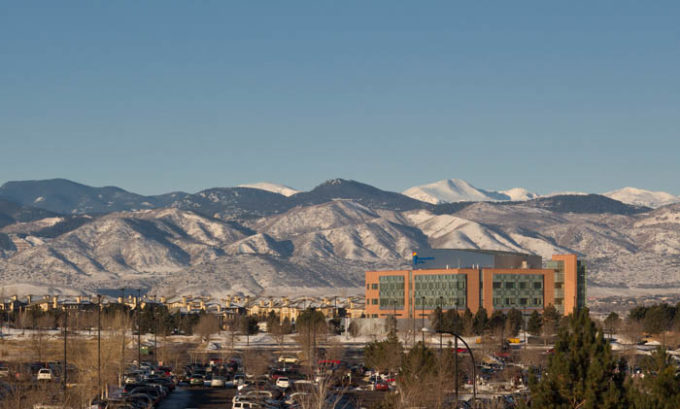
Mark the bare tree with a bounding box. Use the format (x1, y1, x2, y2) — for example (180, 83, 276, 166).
(194, 314, 220, 344)
(242, 348, 271, 378)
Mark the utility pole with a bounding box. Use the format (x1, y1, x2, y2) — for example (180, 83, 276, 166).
(97, 295, 102, 399)
(137, 289, 141, 367)
(120, 287, 125, 385)
(439, 296, 443, 353)
(421, 296, 426, 344)
(153, 301, 157, 365)
(63, 308, 68, 396)
(454, 336, 458, 404)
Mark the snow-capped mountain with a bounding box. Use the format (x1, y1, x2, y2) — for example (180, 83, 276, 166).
(499, 188, 539, 201)
(1, 177, 679, 299)
(238, 182, 300, 197)
(402, 178, 536, 204)
(603, 187, 680, 209)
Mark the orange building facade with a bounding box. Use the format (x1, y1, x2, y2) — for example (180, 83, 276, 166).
(365, 251, 585, 319)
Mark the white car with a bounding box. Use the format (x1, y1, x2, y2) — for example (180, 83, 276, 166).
(210, 376, 226, 387)
(232, 402, 261, 409)
(37, 368, 53, 381)
(275, 377, 291, 389)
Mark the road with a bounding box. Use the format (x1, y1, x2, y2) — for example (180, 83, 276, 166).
(156, 385, 386, 409)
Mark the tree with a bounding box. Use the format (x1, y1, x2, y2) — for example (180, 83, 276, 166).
(542, 305, 560, 346)
(348, 320, 359, 338)
(472, 307, 488, 335)
(643, 304, 674, 344)
(397, 342, 438, 408)
(364, 331, 403, 375)
(462, 308, 474, 336)
(603, 312, 621, 339)
(528, 308, 628, 409)
(430, 306, 443, 332)
(269, 315, 292, 350)
(527, 310, 542, 337)
(296, 308, 327, 375)
(506, 308, 523, 337)
(628, 348, 680, 409)
(194, 313, 220, 343)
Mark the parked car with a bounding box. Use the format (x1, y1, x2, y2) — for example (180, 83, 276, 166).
(189, 374, 205, 386)
(275, 377, 291, 389)
(37, 368, 53, 381)
(210, 376, 226, 387)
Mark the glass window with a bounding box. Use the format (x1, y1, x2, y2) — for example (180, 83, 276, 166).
(372, 299, 378, 305)
(505, 282, 515, 289)
(519, 298, 527, 305)
(371, 283, 378, 290)
(533, 282, 542, 289)
(493, 282, 501, 289)
(555, 282, 563, 289)
(519, 282, 526, 289)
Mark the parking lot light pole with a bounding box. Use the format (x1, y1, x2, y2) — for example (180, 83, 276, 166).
(63, 308, 68, 395)
(120, 287, 125, 385)
(97, 294, 101, 399)
(439, 296, 444, 353)
(421, 296, 425, 344)
(137, 289, 141, 367)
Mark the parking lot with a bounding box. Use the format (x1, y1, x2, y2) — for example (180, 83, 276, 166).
(157, 385, 236, 409)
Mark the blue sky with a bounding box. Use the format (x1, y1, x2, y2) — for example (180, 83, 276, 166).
(1, 2, 678, 195)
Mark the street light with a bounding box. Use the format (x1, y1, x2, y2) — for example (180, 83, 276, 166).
(137, 289, 141, 367)
(439, 296, 444, 352)
(97, 294, 102, 399)
(421, 296, 426, 344)
(120, 287, 125, 385)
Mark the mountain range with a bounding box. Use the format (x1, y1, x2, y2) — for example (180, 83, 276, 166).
(0, 177, 679, 298)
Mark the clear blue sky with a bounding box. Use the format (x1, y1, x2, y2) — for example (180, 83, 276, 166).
(1, 2, 678, 195)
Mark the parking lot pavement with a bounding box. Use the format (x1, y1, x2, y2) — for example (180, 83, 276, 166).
(157, 385, 236, 409)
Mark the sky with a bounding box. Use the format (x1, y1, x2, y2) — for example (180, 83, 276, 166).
(1, 2, 678, 195)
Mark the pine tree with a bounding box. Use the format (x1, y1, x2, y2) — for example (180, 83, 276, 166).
(473, 307, 488, 335)
(628, 348, 680, 409)
(506, 308, 523, 337)
(527, 310, 542, 336)
(528, 308, 628, 409)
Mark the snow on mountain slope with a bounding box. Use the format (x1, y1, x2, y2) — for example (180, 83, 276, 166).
(290, 218, 428, 261)
(500, 188, 539, 201)
(403, 179, 536, 204)
(238, 182, 300, 197)
(403, 179, 503, 204)
(254, 200, 382, 238)
(604, 187, 680, 208)
(405, 210, 526, 253)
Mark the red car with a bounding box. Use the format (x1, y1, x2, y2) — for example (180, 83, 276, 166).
(374, 381, 389, 391)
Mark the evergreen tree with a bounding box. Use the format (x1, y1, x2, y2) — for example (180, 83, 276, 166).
(445, 309, 464, 334)
(527, 310, 542, 336)
(364, 331, 403, 374)
(603, 312, 621, 339)
(472, 307, 488, 335)
(462, 308, 474, 336)
(628, 348, 680, 409)
(506, 308, 523, 337)
(528, 308, 628, 409)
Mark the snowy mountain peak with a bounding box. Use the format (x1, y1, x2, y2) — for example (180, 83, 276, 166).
(403, 179, 535, 204)
(237, 182, 300, 197)
(499, 188, 539, 201)
(603, 187, 680, 209)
